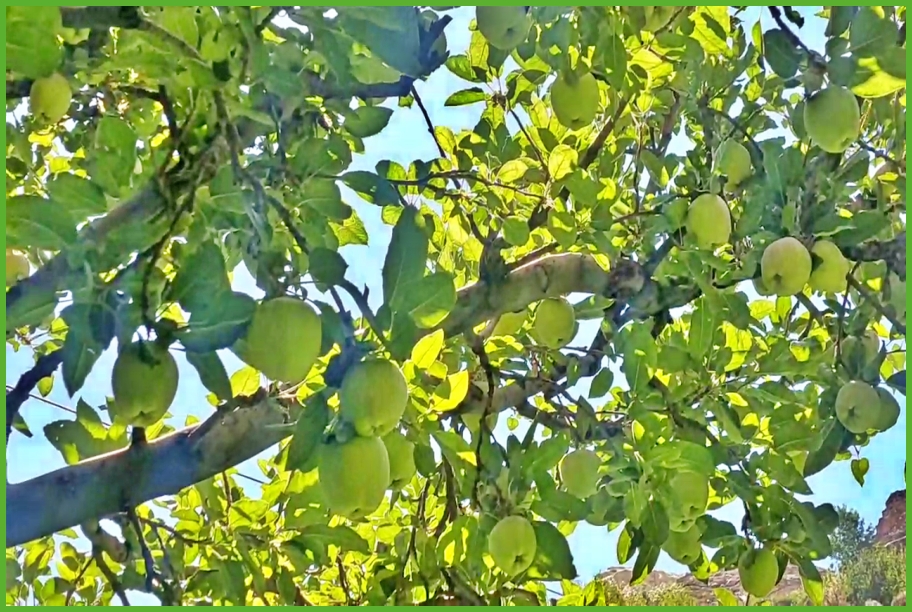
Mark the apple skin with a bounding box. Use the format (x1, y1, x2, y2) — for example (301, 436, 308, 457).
(809, 240, 851, 293)
(871, 388, 901, 433)
(30, 73, 72, 124)
(663, 523, 703, 565)
(110, 342, 179, 427)
(550, 72, 600, 130)
(803, 86, 860, 153)
(738, 547, 780, 598)
(835, 380, 882, 434)
(382, 429, 417, 490)
(319, 436, 391, 520)
(475, 6, 531, 50)
(751, 277, 775, 297)
(237, 297, 323, 384)
(6, 250, 29, 286)
(686, 194, 731, 249)
(665, 471, 710, 531)
(761, 237, 812, 296)
(532, 297, 576, 349)
(558, 449, 602, 499)
(715, 139, 752, 190)
(488, 515, 537, 576)
(339, 359, 409, 438)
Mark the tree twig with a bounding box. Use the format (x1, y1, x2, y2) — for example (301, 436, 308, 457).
(6, 350, 63, 442)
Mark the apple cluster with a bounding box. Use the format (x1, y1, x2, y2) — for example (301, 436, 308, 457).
(318, 358, 414, 520)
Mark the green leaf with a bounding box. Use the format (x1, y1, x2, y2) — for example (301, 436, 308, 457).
(826, 6, 857, 37)
(431, 370, 470, 412)
(444, 87, 487, 107)
(617, 523, 637, 564)
(47, 174, 108, 220)
(588, 368, 614, 399)
(525, 520, 577, 581)
(804, 419, 848, 476)
(851, 457, 870, 486)
(796, 557, 825, 606)
(502, 216, 531, 247)
(6, 6, 62, 79)
(640, 500, 670, 546)
(6, 196, 77, 250)
(688, 300, 717, 359)
(179, 292, 256, 353)
(713, 587, 741, 606)
(286, 399, 331, 472)
(294, 525, 370, 561)
(343, 106, 394, 139)
(629, 542, 659, 586)
(410, 329, 444, 369)
(172, 241, 232, 313)
(763, 29, 802, 78)
(185, 351, 232, 401)
(851, 51, 906, 99)
(382, 207, 429, 311)
(849, 7, 898, 58)
(43, 399, 128, 465)
(548, 145, 578, 181)
(399, 271, 457, 328)
(308, 247, 349, 286)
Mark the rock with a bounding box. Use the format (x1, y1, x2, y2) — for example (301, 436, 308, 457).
(865, 599, 882, 605)
(874, 489, 906, 549)
(891, 591, 906, 606)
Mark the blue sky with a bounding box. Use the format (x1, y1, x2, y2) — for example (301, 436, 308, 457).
(6, 5, 906, 601)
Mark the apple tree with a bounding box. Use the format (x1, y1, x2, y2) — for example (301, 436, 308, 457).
(5, 5, 906, 606)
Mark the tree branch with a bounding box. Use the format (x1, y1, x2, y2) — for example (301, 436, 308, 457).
(6, 350, 64, 442)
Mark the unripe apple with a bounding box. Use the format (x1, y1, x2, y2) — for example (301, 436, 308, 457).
(475, 6, 531, 50)
(339, 359, 409, 438)
(6, 250, 30, 286)
(835, 380, 882, 434)
(761, 237, 812, 296)
(738, 546, 779, 598)
(319, 436, 391, 520)
(30, 73, 72, 124)
(550, 71, 600, 130)
(715, 139, 752, 190)
(110, 341, 179, 427)
(558, 448, 601, 499)
(488, 515, 537, 575)
(803, 86, 860, 153)
(871, 388, 901, 433)
(531, 297, 576, 349)
(236, 297, 323, 384)
(686, 194, 731, 249)
(383, 429, 417, 490)
(809, 239, 851, 293)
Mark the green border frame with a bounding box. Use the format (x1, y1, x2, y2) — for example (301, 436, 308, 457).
(1, 2, 908, 609)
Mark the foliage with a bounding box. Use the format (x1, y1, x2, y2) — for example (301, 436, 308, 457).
(5, 5, 907, 607)
(829, 505, 877, 568)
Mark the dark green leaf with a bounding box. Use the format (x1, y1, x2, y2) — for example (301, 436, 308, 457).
(629, 542, 659, 586)
(525, 520, 577, 581)
(185, 351, 232, 401)
(641, 500, 670, 546)
(796, 557, 825, 605)
(47, 174, 108, 220)
(763, 29, 802, 78)
(6, 196, 77, 250)
(178, 292, 256, 353)
(287, 399, 331, 472)
(308, 247, 349, 286)
(444, 87, 487, 107)
(382, 207, 429, 311)
(343, 106, 394, 139)
(849, 7, 898, 58)
(397, 271, 456, 328)
(6, 6, 62, 78)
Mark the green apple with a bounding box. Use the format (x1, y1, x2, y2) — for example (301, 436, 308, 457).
(6, 250, 29, 285)
(804, 86, 860, 153)
(663, 523, 703, 565)
(30, 73, 72, 124)
(842, 330, 881, 366)
(488, 515, 537, 576)
(715, 139, 752, 190)
(558, 448, 602, 499)
(809, 240, 851, 293)
(339, 359, 409, 437)
(550, 71, 600, 130)
(110, 341, 179, 427)
(475, 6, 531, 50)
(872, 388, 901, 433)
(835, 380, 882, 434)
(532, 297, 576, 349)
(491, 310, 528, 337)
(382, 429, 417, 490)
(319, 436, 391, 520)
(236, 297, 323, 384)
(761, 237, 812, 296)
(686, 194, 731, 249)
(738, 546, 779, 598)
(665, 471, 710, 530)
